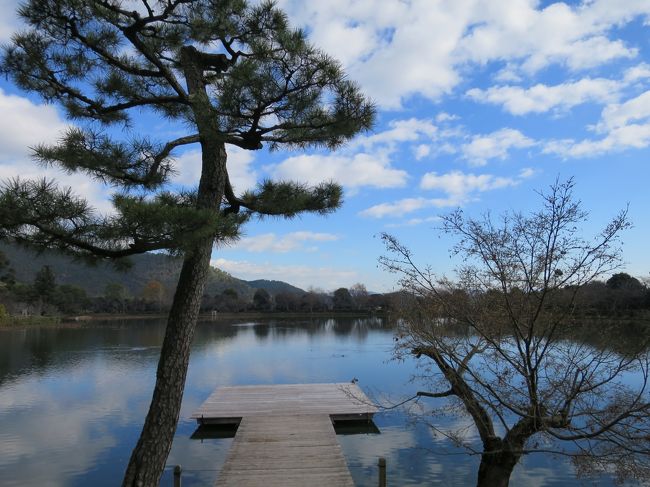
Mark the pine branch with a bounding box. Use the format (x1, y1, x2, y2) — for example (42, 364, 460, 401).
(227, 178, 342, 218)
(0, 179, 243, 261)
(33, 129, 200, 189)
(120, 20, 187, 99)
(64, 14, 164, 79)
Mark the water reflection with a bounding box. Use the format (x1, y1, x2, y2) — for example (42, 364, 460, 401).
(0, 317, 622, 486)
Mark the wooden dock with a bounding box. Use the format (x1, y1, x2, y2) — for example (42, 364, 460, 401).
(192, 383, 377, 486)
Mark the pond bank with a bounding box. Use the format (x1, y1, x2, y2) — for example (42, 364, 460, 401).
(0, 310, 385, 328)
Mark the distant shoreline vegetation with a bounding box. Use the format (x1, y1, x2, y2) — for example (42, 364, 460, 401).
(0, 245, 390, 319)
(0, 310, 385, 328)
(2, 243, 650, 332)
(0, 306, 60, 327)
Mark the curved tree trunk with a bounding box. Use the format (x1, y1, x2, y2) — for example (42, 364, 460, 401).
(121, 238, 213, 486)
(122, 44, 232, 486)
(121, 44, 228, 487)
(476, 450, 520, 487)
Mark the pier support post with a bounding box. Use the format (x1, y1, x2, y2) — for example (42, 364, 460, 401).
(378, 457, 386, 487)
(173, 465, 182, 487)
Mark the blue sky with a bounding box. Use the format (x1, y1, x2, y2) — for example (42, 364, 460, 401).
(1, 0, 650, 291)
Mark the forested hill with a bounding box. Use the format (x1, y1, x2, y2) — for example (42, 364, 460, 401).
(0, 243, 303, 298)
(245, 279, 305, 296)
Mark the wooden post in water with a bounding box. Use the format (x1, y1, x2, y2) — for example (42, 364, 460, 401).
(378, 457, 386, 487)
(173, 465, 182, 487)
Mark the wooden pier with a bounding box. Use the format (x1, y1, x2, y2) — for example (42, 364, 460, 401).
(192, 383, 378, 486)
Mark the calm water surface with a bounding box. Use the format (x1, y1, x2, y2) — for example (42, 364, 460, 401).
(0, 317, 621, 486)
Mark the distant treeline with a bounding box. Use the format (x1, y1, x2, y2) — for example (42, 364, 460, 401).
(572, 273, 650, 316)
(1, 247, 648, 320)
(0, 252, 389, 318)
(202, 284, 390, 314)
(394, 272, 650, 326)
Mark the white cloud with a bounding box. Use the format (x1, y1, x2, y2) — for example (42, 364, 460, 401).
(545, 123, 650, 158)
(359, 197, 444, 218)
(228, 231, 339, 253)
(461, 128, 535, 166)
(414, 144, 431, 160)
(279, 0, 472, 108)
(468, 63, 650, 116)
(597, 90, 650, 132)
(494, 64, 523, 83)
(0, 0, 20, 43)
(436, 112, 460, 123)
(351, 118, 438, 151)
(519, 167, 536, 179)
(267, 153, 408, 189)
(360, 196, 470, 218)
(0, 89, 68, 161)
(458, 0, 645, 74)
(169, 151, 200, 187)
(544, 89, 650, 158)
(420, 170, 521, 195)
(623, 62, 650, 83)
(344, 0, 471, 109)
(305, 16, 377, 67)
(280, 0, 650, 107)
(211, 257, 358, 290)
(266, 118, 443, 191)
(172, 145, 257, 193)
(467, 78, 621, 115)
(385, 216, 441, 228)
(360, 169, 534, 218)
(0, 89, 116, 214)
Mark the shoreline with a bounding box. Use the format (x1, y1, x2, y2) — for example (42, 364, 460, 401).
(0, 310, 385, 328)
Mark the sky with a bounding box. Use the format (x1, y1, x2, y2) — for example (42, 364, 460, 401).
(1, 0, 650, 292)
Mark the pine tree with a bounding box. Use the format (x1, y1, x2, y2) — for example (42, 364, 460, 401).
(0, 2, 375, 485)
(33, 265, 57, 304)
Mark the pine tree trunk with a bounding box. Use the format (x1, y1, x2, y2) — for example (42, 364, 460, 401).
(121, 45, 229, 487)
(476, 451, 519, 487)
(121, 239, 213, 487)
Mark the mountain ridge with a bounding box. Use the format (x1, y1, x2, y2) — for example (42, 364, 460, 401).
(0, 243, 305, 297)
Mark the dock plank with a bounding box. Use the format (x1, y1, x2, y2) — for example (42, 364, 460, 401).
(192, 382, 377, 422)
(215, 414, 354, 487)
(192, 383, 377, 486)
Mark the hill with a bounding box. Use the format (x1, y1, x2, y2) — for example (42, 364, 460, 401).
(0, 243, 275, 298)
(244, 279, 305, 296)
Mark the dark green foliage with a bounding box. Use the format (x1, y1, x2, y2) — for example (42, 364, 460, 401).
(252, 288, 271, 310)
(52, 284, 89, 314)
(0, 178, 244, 263)
(213, 287, 246, 312)
(332, 287, 354, 310)
(0, 3, 374, 484)
(33, 265, 56, 303)
(245, 279, 304, 296)
(104, 282, 129, 301)
(0, 250, 16, 287)
(0, 0, 374, 260)
(0, 255, 90, 314)
(0, 242, 254, 298)
(0, 251, 9, 271)
(239, 180, 342, 218)
(222, 288, 238, 298)
(607, 272, 644, 291)
(32, 128, 182, 189)
(274, 290, 300, 311)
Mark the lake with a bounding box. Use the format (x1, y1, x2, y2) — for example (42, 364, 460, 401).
(0, 317, 626, 486)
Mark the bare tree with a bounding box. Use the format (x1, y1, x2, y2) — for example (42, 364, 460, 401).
(380, 178, 650, 487)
